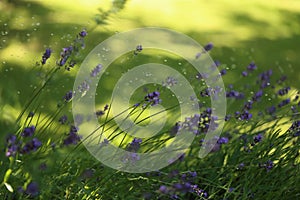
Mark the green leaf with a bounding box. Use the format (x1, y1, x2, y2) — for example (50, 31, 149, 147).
(4, 182, 14, 193)
(3, 169, 12, 183)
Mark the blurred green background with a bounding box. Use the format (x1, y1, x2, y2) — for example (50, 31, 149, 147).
(0, 0, 300, 134)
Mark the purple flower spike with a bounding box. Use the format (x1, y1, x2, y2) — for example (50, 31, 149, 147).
(196, 42, 213, 59)
(26, 182, 39, 197)
(247, 62, 257, 71)
(242, 71, 248, 77)
(134, 44, 143, 55)
(217, 137, 229, 144)
(199, 189, 208, 198)
(104, 104, 109, 111)
(240, 110, 252, 120)
(21, 138, 42, 154)
(6, 134, 17, 144)
(225, 114, 231, 121)
(28, 111, 34, 118)
(204, 42, 213, 51)
(64, 90, 73, 102)
(260, 160, 274, 172)
(63, 125, 81, 146)
(214, 60, 221, 67)
(195, 52, 202, 59)
(277, 86, 290, 96)
(254, 133, 262, 143)
(5, 134, 19, 157)
(79, 30, 87, 37)
(6, 144, 19, 157)
(253, 90, 263, 101)
(265, 160, 274, 171)
(278, 98, 290, 108)
(59, 115, 68, 124)
(32, 138, 42, 149)
(22, 125, 36, 137)
(96, 110, 105, 117)
(41, 48, 51, 65)
(220, 69, 227, 75)
(78, 80, 90, 93)
(58, 46, 73, 67)
(127, 138, 142, 152)
(145, 91, 161, 106)
(159, 185, 168, 194)
(90, 64, 103, 77)
(244, 100, 254, 110)
(136, 44, 143, 52)
(289, 120, 300, 131)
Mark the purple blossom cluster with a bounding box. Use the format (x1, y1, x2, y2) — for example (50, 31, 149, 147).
(127, 138, 142, 152)
(217, 136, 229, 144)
(257, 69, 272, 88)
(278, 98, 290, 108)
(266, 105, 276, 115)
(181, 114, 200, 134)
(252, 90, 263, 101)
(169, 122, 181, 136)
(247, 62, 257, 71)
(90, 64, 103, 77)
(134, 44, 143, 55)
(228, 64, 280, 121)
(79, 30, 87, 37)
(259, 160, 274, 172)
(21, 125, 36, 137)
(121, 152, 140, 163)
(144, 91, 161, 106)
(200, 86, 223, 99)
(289, 120, 300, 137)
(64, 90, 73, 102)
(201, 135, 229, 152)
(77, 80, 90, 94)
(121, 138, 143, 164)
(41, 48, 51, 65)
(158, 181, 208, 199)
(253, 133, 263, 143)
(162, 76, 178, 88)
(235, 110, 253, 120)
(277, 86, 291, 96)
(63, 125, 81, 145)
(57, 29, 87, 70)
(58, 46, 73, 67)
(58, 115, 68, 124)
(5, 134, 19, 157)
(199, 108, 219, 133)
(96, 104, 109, 117)
(196, 42, 213, 59)
(178, 108, 220, 136)
(5, 125, 42, 157)
(20, 138, 42, 154)
(226, 89, 245, 99)
(220, 68, 227, 76)
(25, 182, 39, 197)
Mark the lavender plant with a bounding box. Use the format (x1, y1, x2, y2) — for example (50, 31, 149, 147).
(1, 27, 300, 200)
